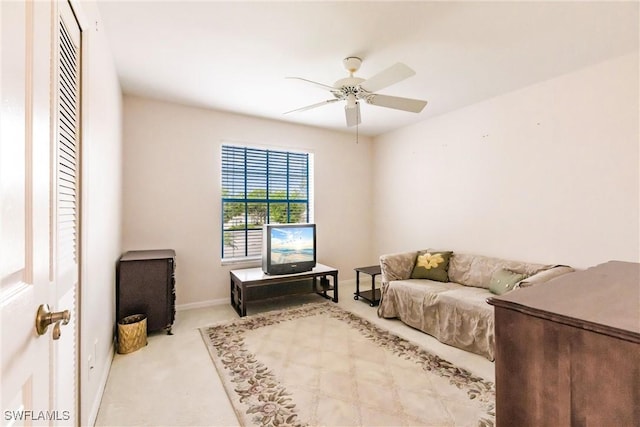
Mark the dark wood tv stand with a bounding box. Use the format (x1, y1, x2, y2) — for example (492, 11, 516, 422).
(230, 263, 338, 317)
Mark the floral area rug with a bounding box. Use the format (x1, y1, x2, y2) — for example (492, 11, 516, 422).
(200, 302, 494, 427)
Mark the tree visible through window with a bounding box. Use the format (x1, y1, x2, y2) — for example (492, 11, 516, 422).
(221, 145, 313, 259)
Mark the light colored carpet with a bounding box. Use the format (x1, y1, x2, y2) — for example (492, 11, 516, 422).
(200, 302, 495, 427)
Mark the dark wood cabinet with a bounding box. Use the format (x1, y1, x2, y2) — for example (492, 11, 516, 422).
(117, 249, 176, 334)
(488, 261, 640, 426)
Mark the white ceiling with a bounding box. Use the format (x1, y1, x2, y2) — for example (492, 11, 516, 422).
(97, 1, 639, 137)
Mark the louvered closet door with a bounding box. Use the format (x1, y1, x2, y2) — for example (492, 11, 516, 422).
(53, 1, 81, 424)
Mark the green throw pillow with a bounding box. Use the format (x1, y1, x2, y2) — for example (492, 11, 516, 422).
(410, 251, 452, 282)
(489, 269, 527, 295)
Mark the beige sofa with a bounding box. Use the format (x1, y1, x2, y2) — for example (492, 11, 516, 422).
(377, 250, 574, 360)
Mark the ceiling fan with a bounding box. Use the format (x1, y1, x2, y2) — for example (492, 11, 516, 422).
(285, 57, 428, 127)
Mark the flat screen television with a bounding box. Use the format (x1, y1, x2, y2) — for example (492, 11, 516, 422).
(262, 223, 316, 275)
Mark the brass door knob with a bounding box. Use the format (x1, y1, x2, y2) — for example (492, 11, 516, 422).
(35, 304, 70, 339)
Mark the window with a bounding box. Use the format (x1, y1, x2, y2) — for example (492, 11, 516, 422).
(221, 145, 313, 260)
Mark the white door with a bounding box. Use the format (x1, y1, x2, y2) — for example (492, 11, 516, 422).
(1, 1, 80, 425)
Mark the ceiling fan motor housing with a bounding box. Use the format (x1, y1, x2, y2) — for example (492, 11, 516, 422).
(333, 76, 374, 105)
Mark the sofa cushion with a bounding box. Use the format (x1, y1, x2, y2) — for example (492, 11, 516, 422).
(448, 253, 475, 285)
(434, 287, 496, 359)
(410, 250, 452, 282)
(489, 269, 527, 295)
(385, 279, 459, 304)
(449, 253, 548, 289)
(378, 279, 460, 330)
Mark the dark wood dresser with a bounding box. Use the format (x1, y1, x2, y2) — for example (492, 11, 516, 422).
(117, 249, 176, 334)
(488, 261, 640, 426)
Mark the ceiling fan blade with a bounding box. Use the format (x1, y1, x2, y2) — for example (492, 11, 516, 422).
(285, 76, 336, 91)
(367, 94, 427, 113)
(284, 99, 339, 114)
(359, 63, 416, 93)
(345, 104, 361, 127)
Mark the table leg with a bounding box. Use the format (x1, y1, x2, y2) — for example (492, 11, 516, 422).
(240, 283, 246, 317)
(355, 271, 361, 300)
(370, 274, 376, 307)
(322, 276, 328, 298)
(230, 275, 244, 317)
(333, 272, 338, 302)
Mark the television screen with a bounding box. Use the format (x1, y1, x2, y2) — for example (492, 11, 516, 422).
(262, 223, 316, 275)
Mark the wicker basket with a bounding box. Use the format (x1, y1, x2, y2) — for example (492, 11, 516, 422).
(117, 314, 147, 354)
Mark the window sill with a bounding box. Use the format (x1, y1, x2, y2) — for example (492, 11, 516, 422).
(221, 256, 261, 268)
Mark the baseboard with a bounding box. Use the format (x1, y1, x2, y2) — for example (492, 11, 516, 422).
(87, 341, 114, 427)
(341, 278, 356, 287)
(176, 298, 228, 311)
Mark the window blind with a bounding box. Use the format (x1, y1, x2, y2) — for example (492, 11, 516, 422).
(221, 145, 312, 259)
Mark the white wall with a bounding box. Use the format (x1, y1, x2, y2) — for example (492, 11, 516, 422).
(372, 53, 639, 269)
(122, 96, 374, 306)
(74, 1, 123, 425)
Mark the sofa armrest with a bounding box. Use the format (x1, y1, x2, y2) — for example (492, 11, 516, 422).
(379, 251, 418, 284)
(517, 265, 575, 288)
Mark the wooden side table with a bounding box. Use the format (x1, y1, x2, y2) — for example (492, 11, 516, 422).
(354, 265, 382, 306)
